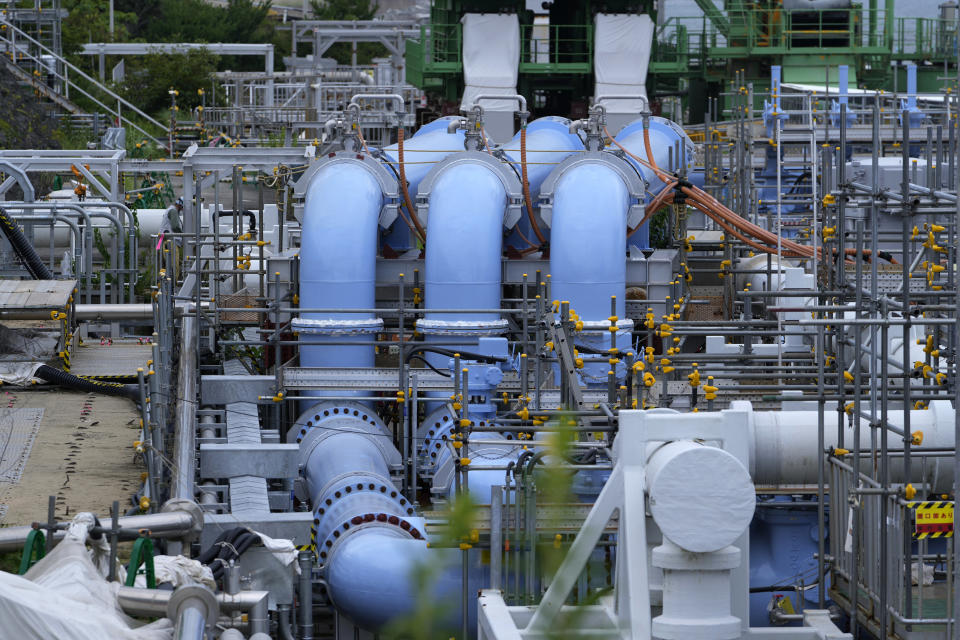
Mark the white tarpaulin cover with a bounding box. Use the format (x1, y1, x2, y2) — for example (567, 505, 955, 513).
(0, 513, 173, 639)
(594, 13, 654, 113)
(460, 13, 520, 112)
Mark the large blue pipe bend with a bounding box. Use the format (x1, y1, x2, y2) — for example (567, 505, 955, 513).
(549, 162, 633, 383)
(297, 161, 384, 405)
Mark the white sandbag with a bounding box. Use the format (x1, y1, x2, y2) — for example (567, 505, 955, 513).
(0, 512, 173, 640)
(118, 555, 216, 590)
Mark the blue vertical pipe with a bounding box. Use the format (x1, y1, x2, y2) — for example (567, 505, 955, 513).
(498, 117, 585, 252)
(424, 164, 506, 324)
(299, 163, 383, 389)
(380, 118, 466, 252)
(771, 65, 782, 113)
(906, 63, 918, 111)
(838, 64, 850, 106)
(550, 163, 631, 382)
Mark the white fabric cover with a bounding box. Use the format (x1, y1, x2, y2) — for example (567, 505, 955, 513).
(0, 513, 173, 639)
(460, 13, 520, 112)
(594, 13, 654, 113)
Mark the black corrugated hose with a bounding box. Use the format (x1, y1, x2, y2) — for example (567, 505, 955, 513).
(34, 364, 140, 400)
(0, 207, 54, 279)
(197, 527, 262, 581)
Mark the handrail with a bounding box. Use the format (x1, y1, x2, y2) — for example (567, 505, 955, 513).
(0, 17, 168, 145)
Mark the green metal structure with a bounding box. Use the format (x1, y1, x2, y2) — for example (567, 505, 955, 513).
(404, 0, 960, 123)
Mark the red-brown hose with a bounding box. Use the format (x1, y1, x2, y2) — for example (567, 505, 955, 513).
(397, 126, 427, 244)
(521, 126, 546, 245)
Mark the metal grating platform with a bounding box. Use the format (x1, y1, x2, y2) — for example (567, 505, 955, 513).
(69, 340, 154, 378)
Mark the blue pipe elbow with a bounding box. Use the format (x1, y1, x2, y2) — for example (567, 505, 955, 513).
(499, 117, 584, 252)
(380, 118, 466, 252)
(549, 162, 633, 383)
(297, 161, 384, 406)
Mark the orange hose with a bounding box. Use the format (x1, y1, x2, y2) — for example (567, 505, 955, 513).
(521, 126, 547, 245)
(397, 126, 427, 244)
(627, 180, 677, 238)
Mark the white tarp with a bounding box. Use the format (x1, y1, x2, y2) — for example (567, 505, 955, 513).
(0, 513, 173, 639)
(460, 13, 520, 112)
(594, 13, 654, 113)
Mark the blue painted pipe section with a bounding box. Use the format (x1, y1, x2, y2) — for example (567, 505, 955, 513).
(299, 162, 383, 404)
(549, 163, 631, 383)
(380, 117, 466, 252)
(749, 499, 823, 627)
(498, 117, 584, 251)
(614, 117, 694, 249)
(424, 163, 506, 324)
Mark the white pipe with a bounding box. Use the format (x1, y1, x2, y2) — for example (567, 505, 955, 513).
(747, 400, 954, 490)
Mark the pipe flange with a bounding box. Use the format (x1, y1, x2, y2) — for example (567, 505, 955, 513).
(292, 151, 400, 229)
(414, 318, 508, 336)
(166, 584, 219, 626)
(292, 317, 384, 336)
(159, 498, 204, 541)
(419, 415, 498, 476)
(290, 401, 390, 444)
(309, 471, 402, 517)
(414, 151, 523, 229)
(538, 151, 646, 228)
(314, 516, 423, 568)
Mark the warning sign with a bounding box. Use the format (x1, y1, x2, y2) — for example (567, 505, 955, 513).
(909, 501, 954, 539)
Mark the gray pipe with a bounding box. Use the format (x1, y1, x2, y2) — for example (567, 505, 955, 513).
(171, 315, 197, 503)
(298, 550, 314, 640)
(0, 503, 201, 552)
(118, 585, 269, 635)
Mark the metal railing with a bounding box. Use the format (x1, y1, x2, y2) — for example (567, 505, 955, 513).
(0, 17, 167, 145)
(654, 9, 959, 64)
(829, 455, 955, 636)
(520, 23, 592, 73)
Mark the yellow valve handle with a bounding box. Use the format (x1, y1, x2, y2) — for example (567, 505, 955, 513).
(843, 371, 854, 383)
(911, 431, 924, 446)
(643, 372, 656, 387)
(905, 483, 917, 500)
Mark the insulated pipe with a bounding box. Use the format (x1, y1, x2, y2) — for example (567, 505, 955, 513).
(0, 505, 200, 552)
(746, 400, 956, 490)
(498, 117, 585, 251)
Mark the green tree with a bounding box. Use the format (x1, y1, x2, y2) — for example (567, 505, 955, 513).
(117, 49, 219, 114)
(61, 0, 136, 56)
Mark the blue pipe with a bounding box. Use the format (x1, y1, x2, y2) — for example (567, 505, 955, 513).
(549, 163, 631, 383)
(901, 63, 925, 129)
(498, 117, 584, 252)
(298, 162, 384, 405)
(423, 163, 505, 323)
(380, 117, 466, 252)
(613, 117, 694, 249)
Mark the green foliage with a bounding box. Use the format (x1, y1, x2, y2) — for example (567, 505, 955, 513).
(649, 207, 671, 248)
(116, 49, 219, 114)
(61, 0, 136, 56)
(308, 0, 388, 65)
